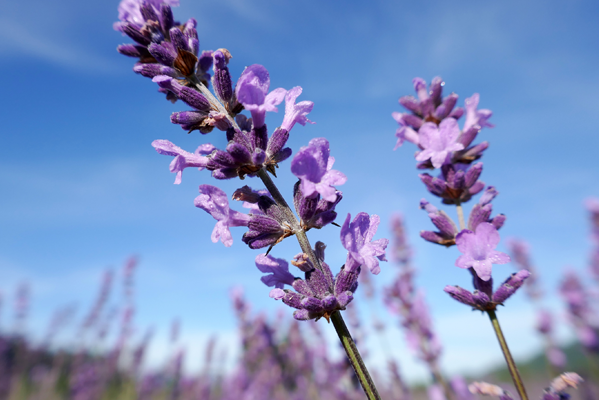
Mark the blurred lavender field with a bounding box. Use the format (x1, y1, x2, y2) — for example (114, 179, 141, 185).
(1, 203, 597, 399)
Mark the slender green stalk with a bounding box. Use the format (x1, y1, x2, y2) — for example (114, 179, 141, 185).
(487, 310, 528, 400)
(455, 201, 466, 231)
(257, 168, 381, 400)
(331, 311, 382, 400)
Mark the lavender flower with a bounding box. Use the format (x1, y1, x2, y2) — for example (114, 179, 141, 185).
(281, 86, 315, 132)
(340, 213, 389, 274)
(419, 199, 459, 247)
(256, 254, 296, 289)
(463, 93, 494, 131)
(194, 185, 250, 247)
(455, 222, 510, 281)
(267, 242, 359, 321)
(241, 195, 294, 250)
(419, 162, 485, 205)
(151, 140, 213, 184)
(235, 64, 286, 129)
(415, 118, 464, 168)
(291, 138, 347, 202)
(293, 180, 342, 231)
(444, 270, 531, 311)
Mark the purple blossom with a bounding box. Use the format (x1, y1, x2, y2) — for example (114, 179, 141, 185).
(255, 254, 296, 289)
(269, 242, 358, 321)
(194, 185, 250, 247)
(281, 86, 315, 132)
(415, 118, 464, 168)
(419, 199, 458, 247)
(340, 213, 389, 274)
(151, 140, 213, 184)
(455, 222, 510, 281)
(115, 0, 179, 30)
(463, 93, 494, 132)
(235, 64, 286, 129)
(291, 138, 347, 202)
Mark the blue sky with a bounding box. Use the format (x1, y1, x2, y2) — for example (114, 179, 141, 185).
(1, 0, 598, 383)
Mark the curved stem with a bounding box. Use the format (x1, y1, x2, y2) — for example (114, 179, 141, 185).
(331, 311, 382, 400)
(487, 310, 528, 400)
(257, 168, 381, 400)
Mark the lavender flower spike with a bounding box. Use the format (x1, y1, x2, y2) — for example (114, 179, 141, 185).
(492, 270, 531, 304)
(255, 254, 296, 289)
(291, 138, 347, 202)
(235, 64, 286, 129)
(151, 140, 214, 184)
(455, 222, 510, 281)
(281, 86, 315, 132)
(341, 212, 389, 274)
(194, 185, 250, 247)
(415, 118, 464, 168)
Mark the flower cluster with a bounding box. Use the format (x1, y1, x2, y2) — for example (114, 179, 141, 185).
(444, 269, 530, 312)
(262, 212, 387, 321)
(115, 0, 387, 324)
(393, 77, 514, 287)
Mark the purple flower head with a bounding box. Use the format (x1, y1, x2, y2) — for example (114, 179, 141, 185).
(255, 254, 296, 289)
(269, 242, 359, 321)
(115, 0, 179, 30)
(340, 212, 389, 274)
(151, 140, 213, 184)
(291, 138, 347, 202)
(419, 162, 485, 205)
(492, 270, 531, 304)
(194, 185, 250, 247)
(281, 86, 315, 132)
(392, 112, 420, 150)
(463, 93, 494, 132)
(235, 64, 286, 129)
(293, 180, 342, 231)
(415, 118, 464, 169)
(419, 199, 458, 247)
(455, 222, 510, 281)
(242, 195, 294, 250)
(468, 187, 506, 232)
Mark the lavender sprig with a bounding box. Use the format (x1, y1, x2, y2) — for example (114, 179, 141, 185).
(114, 1, 387, 398)
(393, 77, 529, 400)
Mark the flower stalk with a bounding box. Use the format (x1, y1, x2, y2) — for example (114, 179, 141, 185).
(487, 310, 529, 400)
(331, 311, 382, 400)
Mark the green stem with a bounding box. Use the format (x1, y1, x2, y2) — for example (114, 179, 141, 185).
(331, 311, 382, 400)
(455, 201, 466, 231)
(257, 168, 381, 400)
(487, 310, 528, 400)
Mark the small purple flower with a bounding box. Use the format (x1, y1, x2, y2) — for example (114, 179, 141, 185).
(281, 86, 315, 132)
(269, 242, 358, 322)
(419, 199, 458, 247)
(415, 118, 464, 168)
(115, 0, 179, 30)
(255, 254, 296, 289)
(291, 138, 347, 202)
(235, 64, 286, 129)
(151, 140, 213, 184)
(455, 222, 510, 281)
(194, 185, 250, 247)
(463, 93, 494, 132)
(340, 213, 389, 274)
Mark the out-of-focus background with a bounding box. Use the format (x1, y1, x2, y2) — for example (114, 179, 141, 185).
(1, 0, 598, 388)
